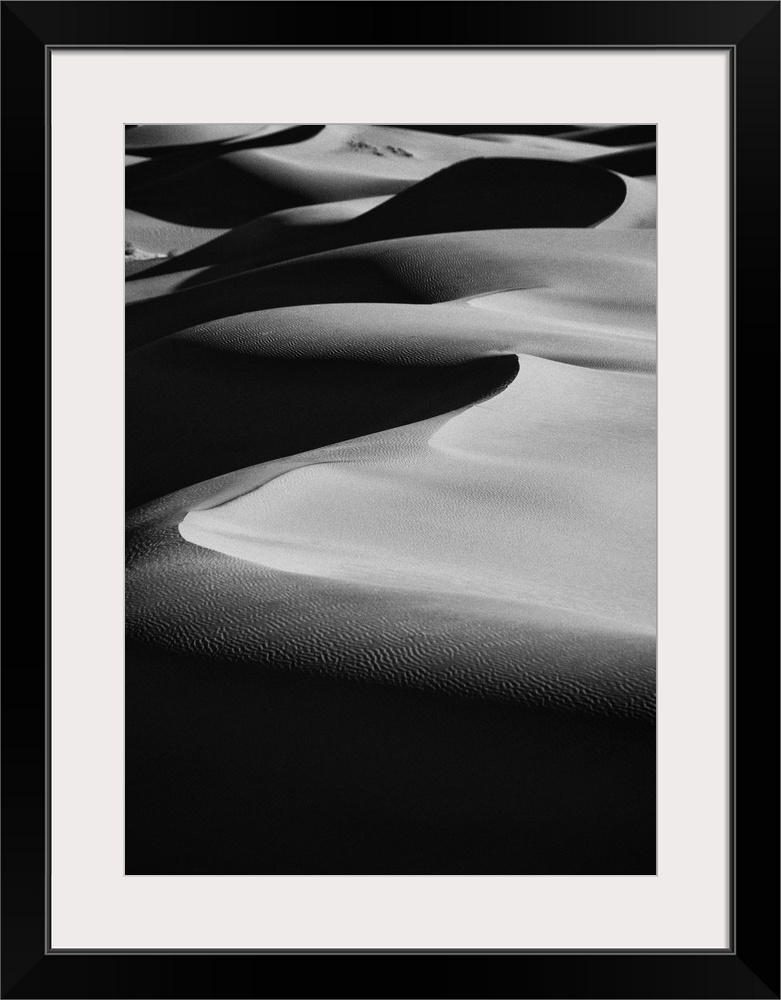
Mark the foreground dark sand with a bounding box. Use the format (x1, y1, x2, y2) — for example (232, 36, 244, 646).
(126, 124, 657, 874)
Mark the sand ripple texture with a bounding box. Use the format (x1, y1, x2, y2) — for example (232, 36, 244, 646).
(126, 124, 657, 875)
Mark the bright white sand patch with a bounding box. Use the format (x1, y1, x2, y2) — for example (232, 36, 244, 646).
(180, 354, 654, 633)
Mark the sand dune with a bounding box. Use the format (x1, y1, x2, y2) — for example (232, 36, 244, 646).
(180, 357, 654, 629)
(127, 346, 516, 510)
(126, 124, 657, 875)
(127, 243, 653, 505)
(126, 227, 654, 348)
(126, 140, 311, 228)
(128, 157, 642, 293)
(226, 123, 655, 199)
(124, 196, 390, 299)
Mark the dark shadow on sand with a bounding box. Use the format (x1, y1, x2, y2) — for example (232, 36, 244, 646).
(128, 157, 628, 285)
(126, 349, 520, 509)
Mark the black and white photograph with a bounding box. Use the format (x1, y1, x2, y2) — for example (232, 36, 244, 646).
(125, 122, 658, 876)
(2, 0, 776, 991)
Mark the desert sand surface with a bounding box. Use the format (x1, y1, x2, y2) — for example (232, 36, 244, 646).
(126, 124, 656, 875)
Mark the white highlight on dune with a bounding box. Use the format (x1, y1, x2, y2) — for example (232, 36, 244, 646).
(180, 350, 654, 633)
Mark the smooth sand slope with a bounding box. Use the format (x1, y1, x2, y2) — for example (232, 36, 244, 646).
(126, 226, 655, 349)
(126, 124, 657, 875)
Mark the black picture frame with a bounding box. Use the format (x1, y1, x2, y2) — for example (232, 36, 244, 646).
(3, 2, 778, 997)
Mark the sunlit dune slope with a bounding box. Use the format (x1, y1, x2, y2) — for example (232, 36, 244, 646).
(126, 227, 654, 348)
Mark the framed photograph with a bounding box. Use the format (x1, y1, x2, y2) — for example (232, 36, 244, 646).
(3, 2, 778, 997)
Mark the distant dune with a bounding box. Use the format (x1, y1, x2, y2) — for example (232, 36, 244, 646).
(126, 124, 657, 876)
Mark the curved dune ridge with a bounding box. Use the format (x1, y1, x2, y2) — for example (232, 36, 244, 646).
(126, 124, 657, 876)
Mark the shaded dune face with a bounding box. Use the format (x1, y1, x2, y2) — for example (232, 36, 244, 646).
(556, 123, 657, 146)
(126, 624, 655, 875)
(125, 123, 655, 267)
(128, 157, 628, 283)
(126, 124, 657, 875)
(126, 153, 308, 228)
(126, 348, 518, 509)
